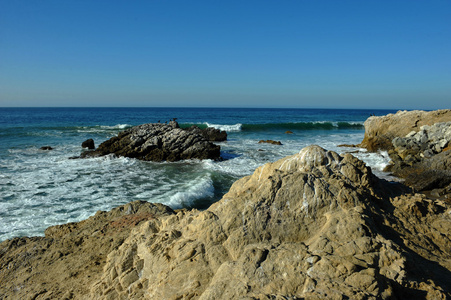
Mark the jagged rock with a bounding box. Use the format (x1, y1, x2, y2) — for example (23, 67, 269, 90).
(1, 146, 450, 299)
(359, 109, 451, 152)
(359, 110, 451, 191)
(81, 138, 95, 150)
(258, 139, 283, 145)
(385, 121, 451, 191)
(40, 146, 53, 150)
(184, 125, 227, 142)
(391, 122, 451, 159)
(0, 201, 174, 299)
(81, 121, 221, 162)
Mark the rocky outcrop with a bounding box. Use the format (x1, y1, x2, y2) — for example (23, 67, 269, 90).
(359, 109, 451, 152)
(2, 145, 450, 299)
(81, 121, 223, 162)
(82, 138, 95, 150)
(258, 139, 283, 145)
(358, 110, 451, 192)
(0, 201, 174, 299)
(184, 125, 227, 142)
(387, 122, 451, 191)
(391, 122, 451, 160)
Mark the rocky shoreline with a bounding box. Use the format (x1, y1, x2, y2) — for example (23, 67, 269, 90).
(1, 110, 451, 299)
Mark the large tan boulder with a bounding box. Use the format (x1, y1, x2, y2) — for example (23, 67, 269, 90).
(1, 145, 450, 299)
(89, 145, 451, 299)
(359, 109, 451, 152)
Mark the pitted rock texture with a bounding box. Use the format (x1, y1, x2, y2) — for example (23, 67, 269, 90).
(391, 121, 451, 160)
(0, 201, 174, 299)
(82, 121, 222, 162)
(386, 121, 451, 191)
(359, 109, 451, 152)
(1, 145, 450, 299)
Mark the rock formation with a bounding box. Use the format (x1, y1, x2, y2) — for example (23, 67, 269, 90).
(359, 110, 451, 192)
(82, 138, 95, 150)
(184, 125, 227, 142)
(2, 145, 450, 299)
(40, 146, 53, 150)
(81, 121, 224, 162)
(359, 109, 451, 152)
(258, 139, 283, 145)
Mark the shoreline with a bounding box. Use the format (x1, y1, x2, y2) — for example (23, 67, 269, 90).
(1, 109, 451, 299)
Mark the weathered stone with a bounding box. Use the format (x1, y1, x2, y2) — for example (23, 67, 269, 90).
(2, 145, 450, 299)
(184, 125, 227, 142)
(258, 140, 283, 145)
(81, 121, 221, 162)
(359, 109, 451, 152)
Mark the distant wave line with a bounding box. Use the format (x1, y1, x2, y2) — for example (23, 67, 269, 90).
(180, 121, 363, 132)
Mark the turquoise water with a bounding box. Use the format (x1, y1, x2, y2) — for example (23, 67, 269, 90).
(0, 107, 395, 241)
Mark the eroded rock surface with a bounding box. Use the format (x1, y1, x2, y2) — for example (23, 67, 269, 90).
(359, 109, 451, 152)
(359, 110, 451, 192)
(3, 146, 449, 299)
(0, 201, 174, 299)
(81, 121, 223, 162)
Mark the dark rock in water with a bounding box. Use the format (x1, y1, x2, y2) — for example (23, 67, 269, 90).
(185, 125, 227, 141)
(40, 146, 53, 150)
(285, 130, 293, 134)
(81, 121, 221, 162)
(81, 139, 95, 150)
(258, 140, 282, 145)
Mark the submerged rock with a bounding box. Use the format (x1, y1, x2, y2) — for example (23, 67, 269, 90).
(258, 139, 283, 145)
(81, 121, 222, 162)
(2, 145, 450, 299)
(40, 146, 53, 150)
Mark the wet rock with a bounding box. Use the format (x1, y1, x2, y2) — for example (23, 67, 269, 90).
(40, 146, 53, 150)
(184, 125, 227, 142)
(81, 139, 95, 150)
(258, 139, 282, 145)
(81, 121, 221, 162)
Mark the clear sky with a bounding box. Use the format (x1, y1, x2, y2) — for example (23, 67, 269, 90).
(1, 1, 450, 109)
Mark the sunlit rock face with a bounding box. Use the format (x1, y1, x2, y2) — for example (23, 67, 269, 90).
(1, 145, 450, 299)
(89, 145, 451, 299)
(359, 109, 451, 152)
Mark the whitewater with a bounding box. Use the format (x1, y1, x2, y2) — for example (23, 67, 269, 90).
(0, 107, 396, 241)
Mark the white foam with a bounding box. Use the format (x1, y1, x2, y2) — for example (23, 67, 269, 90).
(205, 122, 242, 132)
(165, 175, 214, 208)
(100, 124, 131, 130)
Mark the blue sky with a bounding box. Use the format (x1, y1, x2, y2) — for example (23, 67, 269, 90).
(1, 1, 450, 109)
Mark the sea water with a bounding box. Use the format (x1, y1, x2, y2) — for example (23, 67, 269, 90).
(0, 107, 396, 241)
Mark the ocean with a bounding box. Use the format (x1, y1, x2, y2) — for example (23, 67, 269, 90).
(0, 107, 396, 241)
